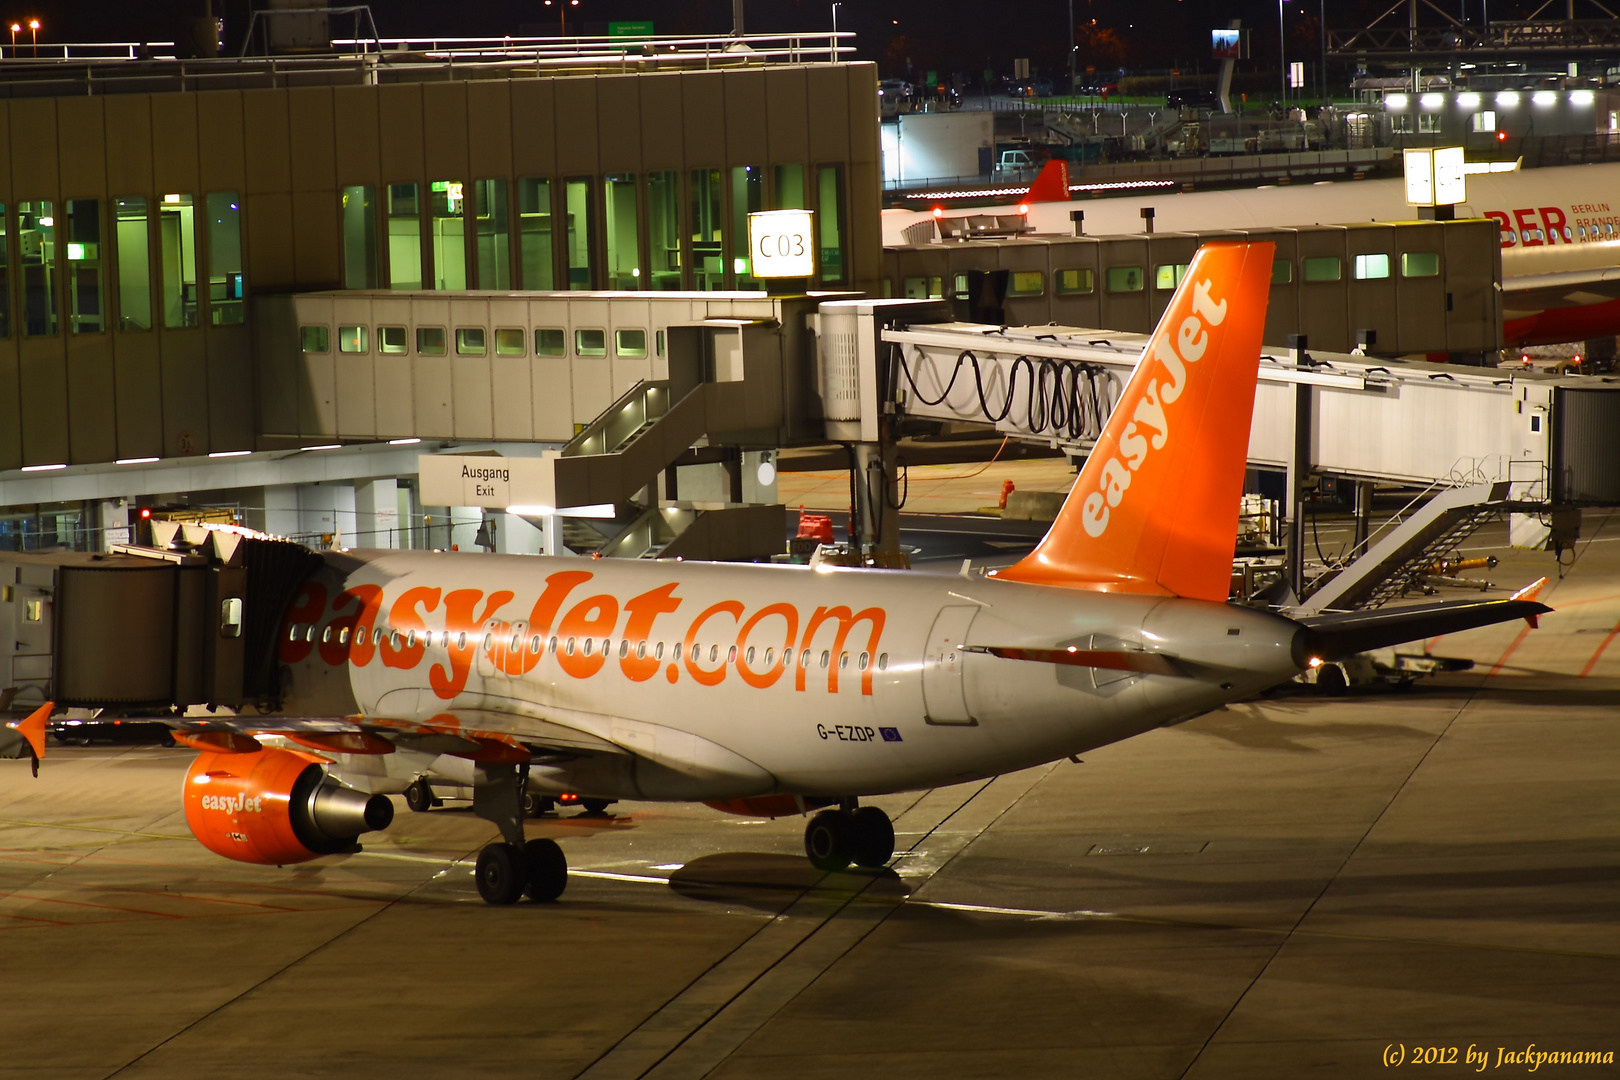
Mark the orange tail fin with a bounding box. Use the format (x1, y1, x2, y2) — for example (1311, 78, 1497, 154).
(1024, 160, 1070, 202)
(995, 241, 1274, 601)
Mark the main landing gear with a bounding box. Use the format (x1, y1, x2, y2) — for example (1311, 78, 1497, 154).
(803, 801, 894, 872)
(471, 763, 570, 905)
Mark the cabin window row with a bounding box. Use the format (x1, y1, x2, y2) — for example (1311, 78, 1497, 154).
(300, 324, 657, 360)
(286, 622, 891, 672)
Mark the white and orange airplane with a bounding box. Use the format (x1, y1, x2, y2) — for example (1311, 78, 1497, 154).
(7, 242, 1548, 905)
(888, 160, 1620, 348)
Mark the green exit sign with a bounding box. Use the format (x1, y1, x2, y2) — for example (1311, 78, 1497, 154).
(608, 21, 654, 37)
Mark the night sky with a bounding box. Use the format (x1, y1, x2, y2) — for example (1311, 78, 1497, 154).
(8, 1, 1570, 79)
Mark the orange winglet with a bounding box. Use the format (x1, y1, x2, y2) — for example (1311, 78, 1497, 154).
(1024, 159, 1070, 202)
(995, 241, 1275, 600)
(1512, 576, 1551, 627)
(9, 700, 50, 761)
(172, 730, 264, 754)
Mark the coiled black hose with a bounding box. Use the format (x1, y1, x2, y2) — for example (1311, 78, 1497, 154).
(893, 345, 1116, 442)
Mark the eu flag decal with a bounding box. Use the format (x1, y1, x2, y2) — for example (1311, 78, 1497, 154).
(879, 727, 902, 742)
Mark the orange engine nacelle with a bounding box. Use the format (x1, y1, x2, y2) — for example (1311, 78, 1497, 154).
(184, 748, 395, 865)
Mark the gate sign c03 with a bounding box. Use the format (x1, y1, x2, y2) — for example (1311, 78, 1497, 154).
(748, 209, 815, 279)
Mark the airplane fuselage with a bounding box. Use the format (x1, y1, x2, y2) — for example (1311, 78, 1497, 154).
(276, 551, 1305, 802)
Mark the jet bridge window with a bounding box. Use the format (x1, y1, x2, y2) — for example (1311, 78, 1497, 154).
(456, 328, 486, 356)
(575, 329, 606, 357)
(1302, 256, 1341, 282)
(1271, 259, 1293, 285)
(1153, 263, 1188, 290)
(1353, 253, 1390, 280)
(903, 276, 942, 299)
(536, 328, 566, 356)
(1105, 266, 1144, 292)
(300, 325, 330, 352)
(495, 328, 526, 356)
(1055, 268, 1094, 294)
(416, 327, 447, 356)
(338, 325, 368, 353)
(379, 326, 407, 354)
(1401, 251, 1440, 277)
(1008, 270, 1044, 297)
(616, 328, 647, 358)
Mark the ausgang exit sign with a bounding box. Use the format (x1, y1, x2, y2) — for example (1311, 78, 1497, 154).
(748, 209, 815, 279)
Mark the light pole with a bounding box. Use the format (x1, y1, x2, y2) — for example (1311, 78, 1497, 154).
(831, 2, 841, 63)
(8, 24, 17, 56)
(1320, 0, 1327, 104)
(542, 0, 578, 38)
(1277, 0, 1286, 108)
(28, 18, 38, 56)
(1067, 0, 1076, 96)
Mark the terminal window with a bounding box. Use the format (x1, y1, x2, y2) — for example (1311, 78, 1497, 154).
(647, 172, 682, 290)
(207, 192, 244, 326)
(1105, 266, 1144, 292)
(817, 165, 846, 284)
(379, 326, 407, 354)
(388, 184, 423, 290)
(731, 165, 763, 288)
(114, 197, 150, 330)
(474, 179, 510, 290)
(1353, 253, 1390, 280)
(159, 194, 199, 328)
(1303, 256, 1341, 282)
(65, 199, 103, 334)
(430, 181, 467, 290)
(19, 200, 57, 336)
(1056, 268, 1094, 294)
(517, 178, 554, 290)
(0, 204, 9, 336)
(691, 169, 725, 290)
(565, 179, 595, 289)
(536, 328, 566, 356)
(604, 174, 642, 290)
(1401, 251, 1440, 277)
(341, 185, 378, 289)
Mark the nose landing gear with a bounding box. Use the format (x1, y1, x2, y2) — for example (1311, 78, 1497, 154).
(804, 802, 894, 872)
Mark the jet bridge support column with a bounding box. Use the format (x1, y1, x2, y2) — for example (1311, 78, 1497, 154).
(1287, 336, 1314, 599)
(850, 441, 901, 555)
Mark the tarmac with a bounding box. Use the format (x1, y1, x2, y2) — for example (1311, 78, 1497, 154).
(2, 512, 1618, 1079)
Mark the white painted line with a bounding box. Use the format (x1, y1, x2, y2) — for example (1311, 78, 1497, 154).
(913, 900, 1114, 919)
(568, 869, 672, 885)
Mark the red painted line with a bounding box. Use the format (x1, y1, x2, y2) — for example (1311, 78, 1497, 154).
(1579, 617, 1620, 677)
(1487, 624, 1533, 677)
(15, 894, 186, 919)
(0, 910, 72, 926)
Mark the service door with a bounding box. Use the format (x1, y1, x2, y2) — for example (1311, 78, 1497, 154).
(921, 605, 979, 725)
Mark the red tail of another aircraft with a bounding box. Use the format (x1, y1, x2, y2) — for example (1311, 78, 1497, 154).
(1024, 160, 1070, 202)
(995, 242, 1275, 602)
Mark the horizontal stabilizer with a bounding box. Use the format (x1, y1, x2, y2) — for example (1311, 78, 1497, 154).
(1297, 598, 1552, 661)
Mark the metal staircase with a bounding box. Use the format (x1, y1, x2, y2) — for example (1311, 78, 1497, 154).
(1299, 483, 1512, 614)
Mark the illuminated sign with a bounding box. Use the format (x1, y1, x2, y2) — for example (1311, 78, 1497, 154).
(419, 452, 559, 511)
(1211, 29, 1247, 60)
(1404, 146, 1467, 206)
(747, 209, 815, 279)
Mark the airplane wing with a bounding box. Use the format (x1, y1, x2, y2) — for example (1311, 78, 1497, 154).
(1293, 596, 1551, 661)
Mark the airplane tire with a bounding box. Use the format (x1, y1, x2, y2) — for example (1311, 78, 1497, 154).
(404, 778, 435, 813)
(1318, 664, 1349, 697)
(522, 790, 554, 817)
(582, 797, 613, 814)
(804, 810, 853, 872)
(849, 807, 895, 868)
(475, 842, 527, 905)
(523, 838, 569, 902)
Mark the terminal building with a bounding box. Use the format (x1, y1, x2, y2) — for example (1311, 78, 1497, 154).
(0, 36, 879, 551)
